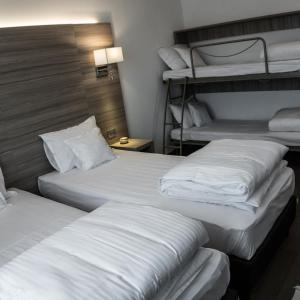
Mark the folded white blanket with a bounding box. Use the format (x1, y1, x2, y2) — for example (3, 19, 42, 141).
(161, 139, 288, 203)
(269, 107, 300, 132)
(261, 41, 300, 61)
(0, 202, 209, 300)
(161, 161, 287, 213)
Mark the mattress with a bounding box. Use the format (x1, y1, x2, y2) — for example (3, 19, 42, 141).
(155, 248, 229, 300)
(171, 120, 300, 146)
(0, 189, 85, 267)
(39, 150, 295, 260)
(163, 59, 300, 81)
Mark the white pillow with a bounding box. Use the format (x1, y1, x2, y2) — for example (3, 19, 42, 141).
(65, 128, 116, 171)
(169, 104, 194, 129)
(269, 107, 300, 132)
(0, 168, 7, 206)
(188, 102, 212, 127)
(158, 47, 187, 70)
(174, 46, 206, 68)
(40, 116, 97, 173)
(261, 41, 300, 61)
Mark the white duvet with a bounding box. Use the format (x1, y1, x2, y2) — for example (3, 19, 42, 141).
(162, 160, 287, 213)
(161, 139, 288, 205)
(0, 202, 209, 300)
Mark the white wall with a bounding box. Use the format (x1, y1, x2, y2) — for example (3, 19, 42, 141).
(180, 0, 300, 121)
(0, 0, 183, 151)
(181, 0, 300, 28)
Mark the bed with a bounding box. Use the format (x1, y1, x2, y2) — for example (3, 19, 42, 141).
(38, 149, 295, 259)
(0, 190, 230, 300)
(163, 59, 300, 81)
(170, 120, 300, 147)
(38, 149, 296, 296)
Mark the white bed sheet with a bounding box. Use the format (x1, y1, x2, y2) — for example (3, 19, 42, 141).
(0, 189, 85, 267)
(39, 150, 295, 260)
(171, 120, 300, 146)
(163, 59, 300, 81)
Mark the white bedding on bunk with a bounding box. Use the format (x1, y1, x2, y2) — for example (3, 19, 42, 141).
(163, 59, 300, 81)
(39, 150, 295, 260)
(171, 120, 300, 146)
(161, 139, 287, 206)
(0, 189, 85, 267)
(269, 107, 300, 132)
(0, 202, 228, 300)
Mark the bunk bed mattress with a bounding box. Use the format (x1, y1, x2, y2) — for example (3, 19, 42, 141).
(38, 150, 295, 260)
(171, 120, 300, 146)
(163, 59, 300, 80)
(0, 189, 85, 267)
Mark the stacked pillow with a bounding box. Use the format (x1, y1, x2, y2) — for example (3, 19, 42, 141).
(40, 116, 116, 172)
(65, 127, 116, 171)
(158, 45, 206, 70)
(0, 168, 12, 210)
(169, 101, 212, 129)
(269, 107, 300, 132)
(260, 41, 300, 62)
(188, 102, 212, 127)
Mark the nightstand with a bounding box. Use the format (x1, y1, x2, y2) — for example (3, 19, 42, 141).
(110, 139, 153, 153)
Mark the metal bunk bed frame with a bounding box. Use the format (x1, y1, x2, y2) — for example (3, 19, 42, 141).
(163, 11, 300, 155)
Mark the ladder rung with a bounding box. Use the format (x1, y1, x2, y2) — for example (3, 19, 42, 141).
(169, 96, 184, 101)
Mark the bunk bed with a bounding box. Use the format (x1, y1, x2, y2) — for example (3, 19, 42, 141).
(162, 11, 300, 155)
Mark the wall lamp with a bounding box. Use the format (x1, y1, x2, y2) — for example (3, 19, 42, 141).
(93, 47, 124, 78)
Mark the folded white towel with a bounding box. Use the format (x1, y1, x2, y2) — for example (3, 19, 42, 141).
(161, 139, 288, 204)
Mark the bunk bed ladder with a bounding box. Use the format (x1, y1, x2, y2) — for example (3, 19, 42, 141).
(163, 78, 189, 156)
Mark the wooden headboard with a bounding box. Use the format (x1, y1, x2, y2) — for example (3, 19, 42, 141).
(0, 23, 128, 192)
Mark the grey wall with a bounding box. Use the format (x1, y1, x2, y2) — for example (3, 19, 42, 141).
(181, 0, 300, 28)
(181, 0, 300, 121)
(0, 0, 183, 151)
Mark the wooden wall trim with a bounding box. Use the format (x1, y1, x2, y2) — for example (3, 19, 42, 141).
(174, 10, 300, 44)
(191, 78, 300, 94)
(0, 24, 128, 192)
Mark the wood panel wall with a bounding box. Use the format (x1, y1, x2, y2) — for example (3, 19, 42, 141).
(0, 24, 128, 192)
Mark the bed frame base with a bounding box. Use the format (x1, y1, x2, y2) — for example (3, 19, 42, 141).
(168, 140, 300, 156)
(229, 195, 297, 300)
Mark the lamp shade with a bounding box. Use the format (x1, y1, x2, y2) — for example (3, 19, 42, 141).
(93, 49, 108, 66)
(106, 47, 124, 64)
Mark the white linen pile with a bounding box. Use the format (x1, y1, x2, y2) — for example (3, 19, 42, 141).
(161, 139, 288, 212)
(269, 107, 300, 132)
(0, 202, 209, 300)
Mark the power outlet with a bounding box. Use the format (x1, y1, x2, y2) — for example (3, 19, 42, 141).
(106, 128, 117, 140)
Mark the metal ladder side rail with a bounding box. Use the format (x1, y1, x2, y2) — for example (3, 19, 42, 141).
(163, 77, 190, 155)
